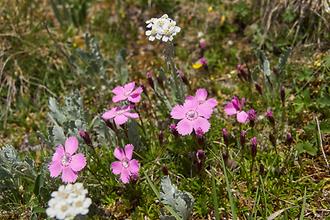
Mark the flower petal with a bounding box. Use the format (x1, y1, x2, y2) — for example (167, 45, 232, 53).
(193, 117, 211, 133)
(124, 144, 134, 160)
(114, 147, 125, 160)
(129, 159, 140, 174)
(196, 102, 213, 119)
(114, 115, 128, 126)
(170, 105, 185, 119)
(206, 98, 218, 109)
(124, 82, 135, 94)
(119, 168, 130, 184)
(52, 145, 65, 161)
(123, 112, 139, 119)
(70, 153, 86, 172)
(195, 88, 208, 102)
(112, 94, 127, 103)
(224, 102, 237, 116)
(176, 119, 193, 136)
(101, 108, 116, 120)
(65, 136, 79, 155)
(111, 161, 123, 175)
(61, 167, 78, 183)
(112, 86, 124, 95)
(237, 111, 249, 123)
(49, 161, 62, 178)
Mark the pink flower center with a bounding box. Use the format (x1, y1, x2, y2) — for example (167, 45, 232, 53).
(122, 160, 129, 168)
(185, 110, 198, 121)
(61, 153, 72, 167)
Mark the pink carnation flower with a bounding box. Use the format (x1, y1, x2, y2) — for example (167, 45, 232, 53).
(111, 144, 140, 184)
(224, 96, 248, 123)
(112, 82, 143, 103)
(171, 99, 213, 136)
(48, 136, 86, 183)
(186, 88, 217, 109)
(102, 105, 139, 126)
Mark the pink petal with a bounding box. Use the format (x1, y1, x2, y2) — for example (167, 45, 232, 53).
(170, 105, 185, 119)
(195, 88, 208, 102)
(124, 144, 134, 160)
(102, 108, 116, 120)
(237, 111, 249, 123)
(70, 153, 86, 172)
(176, 119, 193, 136)
(224, 102, 238, 116)
(119, 168, 131, 184)
(206, 98, 218, 109)
(124, 82, 135, 94)
(129, 159, 140, 174)
(61, 167, 78, 183)
(112, 86, 125, 95)
(131, 86, 143, 95)
(49, 161, 62, 178)
(183, 99, 199, 109)
(52, 145, 65, 161)
(114, 115, 128, 125)
(111, 161, 123, 175)
(196, 102, 213, 119)
(185, 95, 195, 101)
(123, 112, 139, 119)
(112, 94, 127, 103)
(114, 147, 125, 160)
(65, 136, 79, 155)
(128, 93, 141, 103)
(193, 117, 211, 133)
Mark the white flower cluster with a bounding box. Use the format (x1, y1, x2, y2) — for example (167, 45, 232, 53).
(145, 14, 181, 42)
(46, 183, 92, 220)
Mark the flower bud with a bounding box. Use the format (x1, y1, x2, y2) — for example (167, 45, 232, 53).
(266, 110, 275, 125)
(195, 128, 205, 146)
(169, 124, 179, 137)
(240, 130, 247, 147)
(196, 149, 205, 164)
(251, 137, 257, 158)
(247, 109, 256, 127)
(222, 128, 229, 146)
(177, 69, 189, 86)
(280, 85, 285, 105)
(199, 38, 207, 49)
(146, 71, 154, 90)
(79, 130, 92, 147)
(161, 164, 169, 175)
(286, 132, 293, 146)
(237, 64, 248, 81)
(255, 83, 263, 95)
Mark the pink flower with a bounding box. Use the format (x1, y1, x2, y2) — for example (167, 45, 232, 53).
(111, 144, 140, 184)
(224, 96, 248, 123)
(171, 99, 212, 136)
(102, 105, 139, 126)
(186, 88, 217, 109)
(112, 82, 143, 103)
(48, 136, 86, 183)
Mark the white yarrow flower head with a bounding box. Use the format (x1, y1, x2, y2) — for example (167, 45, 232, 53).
(145, 14, 181, 42)
(46, 182, 92, 220)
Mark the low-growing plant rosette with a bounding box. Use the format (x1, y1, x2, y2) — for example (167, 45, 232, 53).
(48, 136, 86, 183)
(171, 88, 217, 136)
(111, 144, 140, 184)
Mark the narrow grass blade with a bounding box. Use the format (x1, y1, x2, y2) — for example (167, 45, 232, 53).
(299, 187, 307, 220)
(211, 173, 220, 220)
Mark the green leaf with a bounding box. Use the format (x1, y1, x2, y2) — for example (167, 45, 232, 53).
(296, 142, 318, 156)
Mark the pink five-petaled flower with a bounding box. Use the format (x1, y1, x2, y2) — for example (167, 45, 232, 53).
(102, 105, 139, 126)
(186, 88, 218, 109)
(48, 136, 86, 183)
(171, 99, 213, 136)
(224, 96, 249, 123)
(111, 144, 140, 184)
(112, 82, 143, 103)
